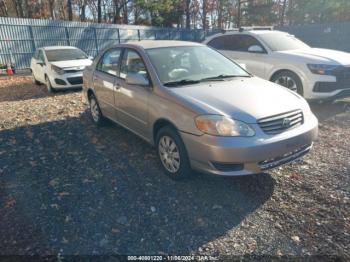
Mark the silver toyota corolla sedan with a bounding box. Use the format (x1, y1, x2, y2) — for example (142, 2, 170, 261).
(82, 40, 318, 180)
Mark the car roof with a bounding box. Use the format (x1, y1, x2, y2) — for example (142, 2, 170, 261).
(121, 40, 204, 49)
(203, 30, 288, 43)
(41, 46, 79, 51)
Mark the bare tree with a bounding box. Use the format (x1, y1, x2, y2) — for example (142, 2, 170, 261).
(67, 0, 73, 20)
(97, 0, 102, 22)
(0, 0, 8, 16)
(202, 0, 207, 30)
(48, 0, 56, 19)
(185, 0, 191, 29)
(280, 0, 287, 26)
(80, 0, 87, 21)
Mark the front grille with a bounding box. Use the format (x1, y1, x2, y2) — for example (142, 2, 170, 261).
(258, 109, 304, 135)
(332, 66, 350, 87)
(67, 76, 83, 85)
(211, 162, 244, 172)
(259, 144, 312, 171)
(64, 69, 83, 74)
(333, 66, 350, 81)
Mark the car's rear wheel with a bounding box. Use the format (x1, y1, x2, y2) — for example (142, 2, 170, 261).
(271, 71, 303, 96)
(156, 126, 192, 180)
(89, 94, 105, 126)
(45, 76, 55, 93)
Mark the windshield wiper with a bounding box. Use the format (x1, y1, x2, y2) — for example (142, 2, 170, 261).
(200, 74, 250, 81)
(163, 79, 200, 87)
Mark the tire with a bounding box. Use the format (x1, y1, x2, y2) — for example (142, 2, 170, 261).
(45, 76, 55, 93)
(88, 94, 105, 126)
(271, 71, 303, 96)
(156, 126, 192, 180)
(32, 71, 41, 85)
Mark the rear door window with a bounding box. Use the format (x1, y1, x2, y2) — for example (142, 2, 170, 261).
(208, 34, 265, 52)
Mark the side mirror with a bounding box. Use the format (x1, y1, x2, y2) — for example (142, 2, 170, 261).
(88, 56, 94, 60)
(37, 60, 45, 66)
(248, 45, 264, 53)
(126, 73, 150, 86)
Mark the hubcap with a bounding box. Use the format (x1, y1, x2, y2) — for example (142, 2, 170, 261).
(158, 136, 180, 173)
(90, 98, 100, 122)
(274, 76, 297, 92)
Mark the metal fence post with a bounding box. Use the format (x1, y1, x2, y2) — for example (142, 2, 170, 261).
(65, 27, 70, 46)
(93, 27, 99, 54)
(117, 29, 120, 43)
(28, 25, 36, 50)
(138, 29, 141, 41)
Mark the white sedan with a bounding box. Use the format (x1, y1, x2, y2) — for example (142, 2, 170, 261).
(30, 46, 93, 92)
(204, 30, 350, 101)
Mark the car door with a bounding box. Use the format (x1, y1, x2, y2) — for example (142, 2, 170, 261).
(92, 48, 122, 120)
(115, 48, 151, 139)
(208, 34, 268, 78)
(32, 49, 46, 82)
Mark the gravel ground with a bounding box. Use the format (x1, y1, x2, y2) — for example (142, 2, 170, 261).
(0, 76, 349, 258)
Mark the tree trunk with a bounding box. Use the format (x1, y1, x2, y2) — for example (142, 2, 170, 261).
(280, 0, 287, 26)
(23, 0, 32, 18)
(218, 0, 223, 29)
(237, 0, 241, 28)
(0, 0, 8, 16)
(81, 0, 86, 21)
(123, 1, 128, 24)
(67, 0, 73, 21)
(97, 0, 102, 23)
(114, 1, 121, 24)
(48, 0, 55, 19)
(202, 0, 207, 30)
(288, 0, 293, 25)
(185, 0, 190, 29)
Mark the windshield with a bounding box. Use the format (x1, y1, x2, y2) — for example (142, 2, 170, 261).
(45, 49, 88, 62)
(146, 46, 249, 85)
(259, 33, 310, 51)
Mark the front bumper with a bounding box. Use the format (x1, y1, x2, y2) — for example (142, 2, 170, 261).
(304, 71, 350, 100)
(180, 114, 318, 176)
(49, 72, 83, 89)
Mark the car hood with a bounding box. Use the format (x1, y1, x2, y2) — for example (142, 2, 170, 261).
(278, 48, 350, 65)
(169, 77, 306, 124)
(50, 59, 92, 69)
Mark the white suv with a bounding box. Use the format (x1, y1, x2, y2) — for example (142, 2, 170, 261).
(204, 30, 350, 101)
(30, 46, 93, 92)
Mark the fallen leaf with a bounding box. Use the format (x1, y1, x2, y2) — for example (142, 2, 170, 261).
(26, 129, 34, 139)
(5, 197, 16, 208)
(292, 235, 300, 243)
(112, 228, 120, 234)
(58, 192, 70, 197)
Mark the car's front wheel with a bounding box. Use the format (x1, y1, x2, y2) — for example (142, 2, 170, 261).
(156, 126, 192, 180)
(89, 94, 105, 126)
(271, 71, 303, 96)
(45, 76, 55, 93)
(32, 71, 41, 85)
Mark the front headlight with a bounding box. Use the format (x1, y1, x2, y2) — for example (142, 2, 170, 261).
(307, 64, 338, 75)
(195, 115, 255, 137)
(51, 65, 65, 75)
